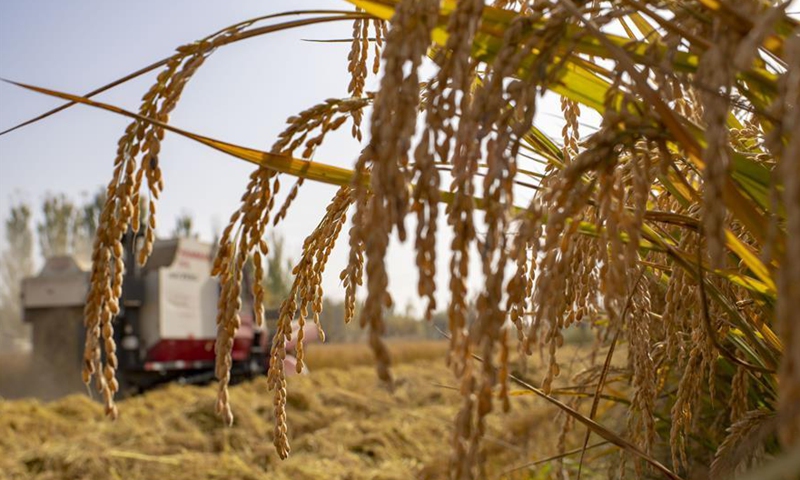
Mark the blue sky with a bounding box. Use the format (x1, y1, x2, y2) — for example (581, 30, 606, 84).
(0, 0, 363, 223)
(0, 0, 573, 314)
(0, 0, 455, 312)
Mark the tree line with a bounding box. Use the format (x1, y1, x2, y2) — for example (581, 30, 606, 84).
(0, 189, 438, 351)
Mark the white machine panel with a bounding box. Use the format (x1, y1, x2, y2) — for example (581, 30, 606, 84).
(157, 239, 219, 340)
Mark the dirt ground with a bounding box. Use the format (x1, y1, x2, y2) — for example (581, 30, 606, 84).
(0, 341, 618, 479)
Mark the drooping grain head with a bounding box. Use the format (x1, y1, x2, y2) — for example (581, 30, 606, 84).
(348, 0, 440, 389)
(265, 186, 352, 457)
(79, 2, 798, 477)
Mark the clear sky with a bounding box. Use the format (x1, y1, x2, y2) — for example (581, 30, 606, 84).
(0, 0, 442, 313)
(0, 0, 570, 314)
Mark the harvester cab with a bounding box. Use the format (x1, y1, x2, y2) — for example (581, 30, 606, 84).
(21, 232, 272, 398)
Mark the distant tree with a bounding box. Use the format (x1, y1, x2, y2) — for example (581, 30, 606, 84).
(74, 188, 107, 260)
(172, 211, 198, 238)
(262, 235, 293, 308)
(384, 308, 424, 338)
(210, 216, 221, 245)
(0, 203, 35, 350)
(80, 188, 106, 239)
(317, 298, 355, 342)
(429, 311, 448, 340)
(37, 193, 79, 258)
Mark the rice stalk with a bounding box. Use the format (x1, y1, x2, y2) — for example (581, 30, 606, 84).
(16, 0, 800, 477)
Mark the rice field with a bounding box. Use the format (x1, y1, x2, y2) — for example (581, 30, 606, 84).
(0, 341, 619, 480)
(4, 0, 797, 476)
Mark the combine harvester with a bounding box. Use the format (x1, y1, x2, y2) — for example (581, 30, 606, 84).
(21, 233, 312, 398)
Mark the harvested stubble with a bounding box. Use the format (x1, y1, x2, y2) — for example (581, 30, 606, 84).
(0, 345, 616, 480)
(302, 339, 449, 370)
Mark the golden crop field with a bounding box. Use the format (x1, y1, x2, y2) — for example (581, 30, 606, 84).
(0, 341, 620, 480)
(3, 0, 800, 477)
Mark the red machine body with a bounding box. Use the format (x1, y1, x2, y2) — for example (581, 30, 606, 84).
(21, 234, 310, 397)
